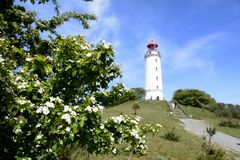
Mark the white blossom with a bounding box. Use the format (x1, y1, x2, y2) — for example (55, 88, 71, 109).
(90, 96, 96, 103)
(100, 124, 104, 130)
(85, 106, 92, 113)
(135, 116, 142, 122)
(45, 101, 54, 108)
(70, 110, 77, 117)
(36, 123, 42, 128)
(15, 76, 22, 82)
(65, 127, 71, 132)
(18, 82, 27, 89)
(112, 148, 117, 154)
(34, 80, 41, 87)
(61, 114, 71, 124)
(110, 136, 115, 142)
(0, 55, 4, 63)
(26, 57, 33, 61)
(64, 105, 71, 112)
(73, 105, 78, 110)
(156, 123, 162, 128)
(36, 106, 50, 115)
(130, 128, 140, 139)
(102, 40, 112, 49)
(130, 120, 138, 125)
(36, 106, 43, 113)
(92, 107, 98, 113)
(118, 138, 122, 144)
(18, 99, 27, 105)
(49, 97, 55, 102)
(55, 96, 63, 103)
(42, 106, 50, 115)
(36, 134, 43, 140)
(46, 148, 52, 153)
(19, 68, 24, 73)
(86, 53, 92, 57)
(97, 104, 104, 110)
(46, 56, 53, 61)
(85, 43, 91, 49)
(15, 128, 22, 134)
(38, 87, 44, 94)
(112, 115, 123, 124)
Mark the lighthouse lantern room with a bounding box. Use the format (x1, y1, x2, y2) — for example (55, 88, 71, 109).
(145, 40, 163, 100)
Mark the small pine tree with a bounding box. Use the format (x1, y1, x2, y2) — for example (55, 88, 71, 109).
(132, 103, 140, 115)
(197, 126, 225, 160)
(206, 126, 216, 145)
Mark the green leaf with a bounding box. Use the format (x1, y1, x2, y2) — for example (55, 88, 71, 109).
(79, 116, 86, 127)
(72, 123, 78, 133)
(72, 70, 77, 77)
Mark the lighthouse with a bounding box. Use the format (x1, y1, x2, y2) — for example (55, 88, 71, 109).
(145, 40, 163, 100)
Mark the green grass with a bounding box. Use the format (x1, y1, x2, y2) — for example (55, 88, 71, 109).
(71, 101, 239, 160)
(179, 105, 240, 138)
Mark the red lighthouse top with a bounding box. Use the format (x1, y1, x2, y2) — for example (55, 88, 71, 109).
(147, 40, 158, 48)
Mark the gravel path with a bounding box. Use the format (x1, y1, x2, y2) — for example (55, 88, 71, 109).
(180, 118, 240, 152)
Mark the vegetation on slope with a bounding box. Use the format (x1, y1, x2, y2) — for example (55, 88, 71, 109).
(172, 89, 217, 110)
(178, 104, 240, 138)
(71, 101, 239, 160)
(173, 89, 240, 138)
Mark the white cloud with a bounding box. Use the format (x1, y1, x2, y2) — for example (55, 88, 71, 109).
(86, 14, 120, 43)
(77, 0, 121, 45)
(86, 0, 110, 18)
(27, 0, 120, 45)
(171, 33, 221, 72)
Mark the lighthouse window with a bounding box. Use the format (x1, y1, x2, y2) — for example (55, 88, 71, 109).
(156, 67, 158, 71)
(156, 76, 158, 81)
(156, 85, 158, 90)
(155, 58, 157, 63)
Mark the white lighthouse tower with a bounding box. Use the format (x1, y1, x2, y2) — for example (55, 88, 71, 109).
(145, 40, 163, 100)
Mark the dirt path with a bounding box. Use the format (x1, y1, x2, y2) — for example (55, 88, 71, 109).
(180, 118, 240, 152)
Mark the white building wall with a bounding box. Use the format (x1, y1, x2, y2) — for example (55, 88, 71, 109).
(145, 50, 163, 100)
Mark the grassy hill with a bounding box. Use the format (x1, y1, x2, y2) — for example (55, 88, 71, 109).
(71, 100, 239, 160)
(178, 104, 240, 138)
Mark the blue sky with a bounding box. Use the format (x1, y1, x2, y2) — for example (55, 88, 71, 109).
(19, 0, 240, 104)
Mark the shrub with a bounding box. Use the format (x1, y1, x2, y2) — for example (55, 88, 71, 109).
(172, 89, 217, 109)
(132, 103, 140, 115)
(0, 1, 159, 158)
(219, 120, 240, 128)
(215, 103, 240, 119)
(206, 126, 216, 143)
(95, 83, 138, 107)
(197, 126, 225, 160)
(131, 88, 145, 100)
(214, 107, 232, 118)
(197, 142, 225, 160)
(162, 128, 180, 142)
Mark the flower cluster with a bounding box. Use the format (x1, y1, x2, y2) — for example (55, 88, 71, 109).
(1, 32, 160, 160)
(103, 115, 160, 155)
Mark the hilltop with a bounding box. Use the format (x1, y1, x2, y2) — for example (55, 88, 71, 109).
(71, 100, 240, 160)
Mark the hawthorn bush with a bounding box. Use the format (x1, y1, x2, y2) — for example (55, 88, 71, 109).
(0, 0, 160, 159)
